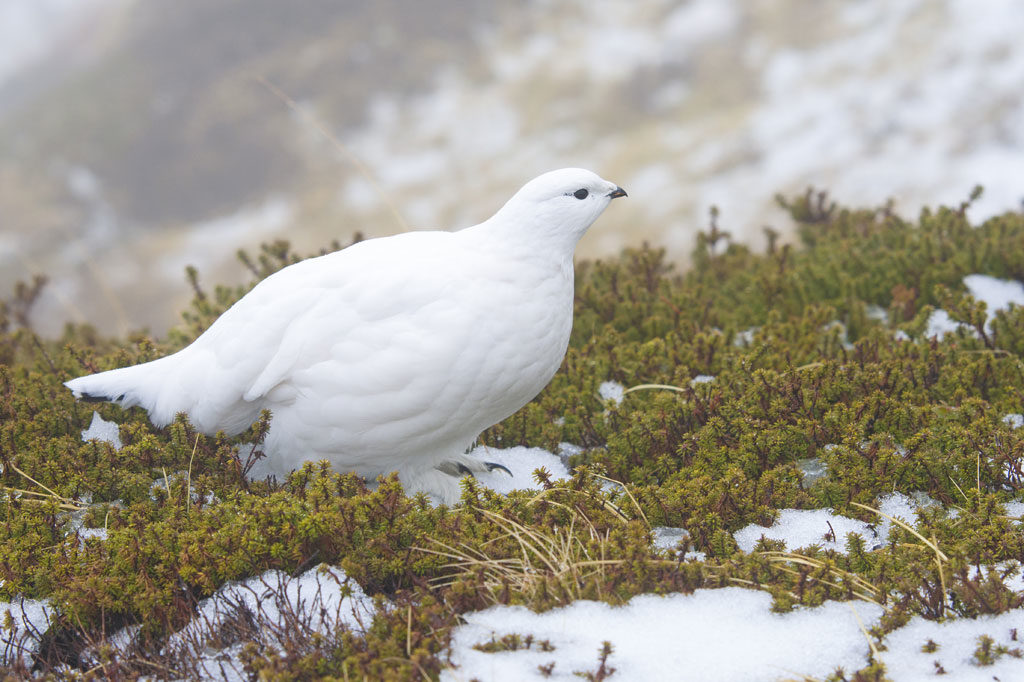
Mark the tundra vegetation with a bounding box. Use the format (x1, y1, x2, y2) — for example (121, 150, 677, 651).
(2, 190, 1023, 679)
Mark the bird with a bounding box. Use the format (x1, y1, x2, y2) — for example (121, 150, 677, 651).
(66, 168, 627, 503)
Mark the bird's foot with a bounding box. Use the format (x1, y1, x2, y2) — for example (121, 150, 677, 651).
(436, 456, 513, 479)
(484, 461, 512, 476)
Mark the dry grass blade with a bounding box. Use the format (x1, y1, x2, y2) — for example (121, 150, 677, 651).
(589, 472, 650, 528)
(622, 383, 687, 395)
(851, 502, 948, 561)
(417, 508, 630, 604)
(405, 605, 412, 658)
(948, 475, 969, 503)
(761, 551, 882, 605)
(853, 501, 948, 617)
(186, 434, 199, 511)
(847, 602, 880, 659)
(254, 75, 408, 233)
(726, 576, 800, 601)
(6, 464, 87, 511)
(530, 485, 628, 526)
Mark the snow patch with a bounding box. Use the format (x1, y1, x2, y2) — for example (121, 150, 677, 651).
(167, 565, 375, 680)
(597, 381, 625, 405)
(734, 493, 932, 553)
(925, 274, 1024, 338)
(0, 0, 117, 87)
(160, 199, 294, 281)
(734, 328, 758, 347)
(1004, 501, 1024, 521)
(924, 309, 966, 339)
(0, 597, 53, 668)
(964, 274, 1024, 329)
(796, 457, 829, 486)
(734, 508, 877, 554)
(881, 605, 1024, 681)
(651, 526, 689, 552)
(443, 588, 883, 682)
(80, 410, 122, 450)
(1003, 414, 1024, 429)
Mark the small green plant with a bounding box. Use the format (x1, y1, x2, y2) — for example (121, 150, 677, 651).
(971, 633, 1023, 666)
(473, 633, 555, 653)
(574, 641, 616, 681)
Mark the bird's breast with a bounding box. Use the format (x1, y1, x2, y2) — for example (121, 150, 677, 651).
(459, 260, 574, 415)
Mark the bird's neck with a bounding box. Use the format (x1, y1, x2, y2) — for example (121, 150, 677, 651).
(469, 206, 585, 267)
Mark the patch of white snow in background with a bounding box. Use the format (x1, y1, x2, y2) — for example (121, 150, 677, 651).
(924, 275, 1024, 339)
(1003, 414, 1024, 429)
(865, 305, 888, 322)
(597, 380, 625, 405)
(160, 199, 294, 280)
(964, 274, 1024, 329)
(662, 0, 739, 47)
(690, 374, 715, 386)
(734, 493, 931, 553)
(973, 561, 1024, 595)
(1004, 501, 1024, 521)
(734, 508, 877, 554)
(442, 588, 882, 682)
(924, 309, 966, 339)
(466, 445, 570, 495)
(796, 457, 829, 486)
(880, 606, 1024, 681)
(0, 0, 116, 87)
(60, 491, 111, 544)
(166, 565, 375, 680)
(73, 526, 108, 543)
(734, 328, 758, 347)
(651, 526, 690, 552)
(80, 411, 122, 449)
(556, 442, 584, 460)
(0, 597, 53, 667)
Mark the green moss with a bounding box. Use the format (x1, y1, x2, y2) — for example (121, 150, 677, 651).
(971, 633, 1023, 666)
(3, 193, 1024, 677)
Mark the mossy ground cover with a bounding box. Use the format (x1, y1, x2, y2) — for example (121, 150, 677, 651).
(2, 192, 1024, 680)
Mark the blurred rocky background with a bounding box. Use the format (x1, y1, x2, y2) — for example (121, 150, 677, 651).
(2, 0, 1023, 336)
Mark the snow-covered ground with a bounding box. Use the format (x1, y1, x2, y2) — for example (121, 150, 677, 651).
(444, 589, 884, 682)
(733, 492, 924, 554)
(167, 565, 375, 680)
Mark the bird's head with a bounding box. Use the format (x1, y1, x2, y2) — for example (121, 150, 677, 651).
(489, 168, 627, 249)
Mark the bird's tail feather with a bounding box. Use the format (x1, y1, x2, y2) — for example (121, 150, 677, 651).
(65, 355, 182, 427)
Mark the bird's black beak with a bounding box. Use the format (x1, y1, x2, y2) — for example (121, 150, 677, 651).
(607, 187, 627, 199)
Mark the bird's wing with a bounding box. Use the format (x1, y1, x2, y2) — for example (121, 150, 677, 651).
(243, 308, 313, 401)
(200, 231, 462, 405)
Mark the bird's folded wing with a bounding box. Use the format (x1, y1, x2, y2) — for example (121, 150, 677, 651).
(243, 317, 310, 402)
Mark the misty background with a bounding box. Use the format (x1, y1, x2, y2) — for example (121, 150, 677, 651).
(2, 0, 1023, 337)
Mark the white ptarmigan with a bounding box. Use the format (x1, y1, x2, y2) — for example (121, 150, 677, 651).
(65, 168, 627, 502)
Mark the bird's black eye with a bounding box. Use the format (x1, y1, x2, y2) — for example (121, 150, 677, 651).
(573, 188, 589, 200)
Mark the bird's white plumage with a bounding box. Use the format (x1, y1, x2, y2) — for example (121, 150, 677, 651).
(65, 168, 626, 502)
